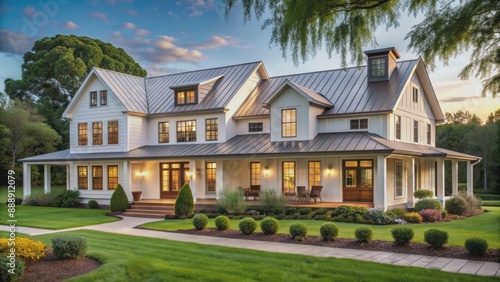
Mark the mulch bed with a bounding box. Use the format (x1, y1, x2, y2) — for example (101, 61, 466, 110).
(171, 228, 499, 262)
(21, 250, 101, 282)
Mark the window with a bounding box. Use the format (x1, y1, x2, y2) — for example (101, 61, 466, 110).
(281, 109, 296, 137)
(158, 122, 169, 143)
(282, 161, 295, 194)
(413, 120, 419, 143)
(206, 162, 216, 193)
(350, 119, 368, 130)
(250, 162, 261, 186)
(395, 115, 401, 140)
(427, 123, 431, 145)
(92, 166, 103, 190)
(205, 118, 218, 141)
(93, 122, 103, 145)
(395, 161, 403, 198)
(100, 90, 107, 106)
(108, 165, 118, 190)
(249, 122, 263, 132)
(369, 57, 386, 78)
(108, 121, 118, 144)
(78, 166, 88, 189)
(414, 162, 421, 191)
(308, 161, 321, 189)
(78, 123, 88, 146)
(177, 120, 196, 142)
(412, 87, 419, 103)
(343, 160, 373, 188)
(90, 91, 97, 107)
(175, 90, 197, 105)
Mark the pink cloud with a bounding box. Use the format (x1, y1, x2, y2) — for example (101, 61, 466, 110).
(22, 5, 36, 17)
(60, 21, 79, 30)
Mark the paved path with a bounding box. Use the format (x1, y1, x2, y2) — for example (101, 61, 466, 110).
(3, 218, 499, 277)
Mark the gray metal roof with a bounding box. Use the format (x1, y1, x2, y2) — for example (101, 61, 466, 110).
(265, 80, 333, 108)
(94, 68, 148, 113)
(19, 132, 479, 163)
(235, 59, 419, 117)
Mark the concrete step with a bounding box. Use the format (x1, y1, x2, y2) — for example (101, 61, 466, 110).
(129, 205, 174, 211)
(125, 208, 173, 215)
(122, 212, 166, 219)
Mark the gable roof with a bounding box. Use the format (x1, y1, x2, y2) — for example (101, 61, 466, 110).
(265, 79, 333, 108)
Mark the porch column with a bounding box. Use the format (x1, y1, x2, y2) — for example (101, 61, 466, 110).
(189, 160, 197, 202)
(66, 164, 70, 190)
(123, 161, 132, 201)
(23, 163, 31, 198)
(466, 161, 473, 195)
(407, 158, 415, 208)
(44, 164, 51, 193)
(436, 158, 445, 207)
(375, 155, 387, 210)
(451, 160, 458, 195)
(69, 162, 75, 190)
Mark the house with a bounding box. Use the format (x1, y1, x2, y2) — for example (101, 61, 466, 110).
(20, 47, 481, 210)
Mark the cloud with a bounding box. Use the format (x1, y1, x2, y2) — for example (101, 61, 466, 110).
(0, 30, 35, 55)
(135, 28, 151, 37)
(147, 65, 187, 77)
(90, 12, 109, 21)
(106, 0, 133, 5)
(439, 96, 484, 103)
(122, 22, 136, 29)
(60, 21, 79, 30)
(184, 0, 215, 17)
(22, 5, 36, 17)
(189, 35, 240, 50)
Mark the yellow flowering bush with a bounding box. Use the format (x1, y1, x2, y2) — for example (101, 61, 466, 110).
(0, 237, 46, 261)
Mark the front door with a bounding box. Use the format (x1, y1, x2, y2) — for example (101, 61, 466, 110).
(343, 160, 373, 202)
(160, 162, 190, 198)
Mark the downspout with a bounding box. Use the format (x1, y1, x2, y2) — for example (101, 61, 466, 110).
(471, 158, 482, 192)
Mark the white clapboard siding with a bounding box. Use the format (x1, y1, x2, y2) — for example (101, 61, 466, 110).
(318, 114, 388, 138)
(127, 115, 148, 150)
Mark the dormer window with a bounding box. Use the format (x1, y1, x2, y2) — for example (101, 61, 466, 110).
(90, 91, 97, 107)
(364, 47, 400, 82)
(369, 58, 386, 79)
(175, 89, 197, 105)
(100, 90, 107, 106)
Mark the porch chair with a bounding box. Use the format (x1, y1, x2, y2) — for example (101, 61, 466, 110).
(245, 185, 261, 200)
(296, 186, 307, 203)
(309, 186, 323, 204)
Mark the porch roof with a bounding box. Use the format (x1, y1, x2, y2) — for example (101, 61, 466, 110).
(19, 132, 480, 163)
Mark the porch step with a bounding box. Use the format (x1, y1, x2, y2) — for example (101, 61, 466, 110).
(122, 202, 176, 219)
(121, 212, 166, 219)
(129, 205, 174, 211)
(124, 208, 172, 215)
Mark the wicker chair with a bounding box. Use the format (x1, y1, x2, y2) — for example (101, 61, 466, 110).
(309, 186, 323, 204)
(296, 186, 307, 203)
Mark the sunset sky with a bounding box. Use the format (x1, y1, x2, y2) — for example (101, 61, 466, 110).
(0, 0, 497, 120)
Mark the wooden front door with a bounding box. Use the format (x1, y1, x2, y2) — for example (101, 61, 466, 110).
(160, 162, 190, 198)
(343, 160, 374, 202)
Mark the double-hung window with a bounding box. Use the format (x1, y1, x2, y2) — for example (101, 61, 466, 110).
(281, 109, 296, 137)
(177, 120, 196, 142)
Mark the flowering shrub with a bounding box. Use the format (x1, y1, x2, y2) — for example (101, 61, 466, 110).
(0, 237, 45, 261)
(403, 212, 423, 223)
(419, 209, 442, 222)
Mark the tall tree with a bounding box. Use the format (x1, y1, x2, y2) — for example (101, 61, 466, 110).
(224, 0, 499, 97)
(5, 34, 147, 149)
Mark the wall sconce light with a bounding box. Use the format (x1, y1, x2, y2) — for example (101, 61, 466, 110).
(263, 166, 270, 177)
(185, 171, 194, 180)
(326, 165, 333, 177)
(196, 169, 200, 174)
(135, 171, 146, 177)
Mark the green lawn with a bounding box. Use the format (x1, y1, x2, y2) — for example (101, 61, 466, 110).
(143, 207, 500, 248)
(6, 230, 495, 282)
(0, 185, 66, 203)
(0, 205, 119, 229)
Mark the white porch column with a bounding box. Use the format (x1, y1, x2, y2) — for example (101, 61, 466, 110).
(44, 164, 51, 193)
(23, 163, 31, 198)
(466, 161, 473, 195)
(66, 164, 70, 190)
(69, 162, 75, 190)
(407, 158, 415, 208)
(189, 160, 197, 202)
(375, 155, 387, 210)
(123, 161, 132, 201)
(451, 160, 458, 195)
(436, 159, 445, 206)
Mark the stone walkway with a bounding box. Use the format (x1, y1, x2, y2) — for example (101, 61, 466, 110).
(3, 217, 499, 277)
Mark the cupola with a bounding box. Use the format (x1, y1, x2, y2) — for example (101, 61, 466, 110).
(364, 47, 400, 82)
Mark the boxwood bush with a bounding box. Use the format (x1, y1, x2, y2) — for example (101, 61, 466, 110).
(354, 227, 374, 243)
(414, 199, 443, 212)
(424, 229, 448, 248)
(320, 223, 339, 241)
(239, 217, 257, 235)
(110, 184, 129, 212)
(214, 215, 230, 230)
(391, 227, 414, 246)
(414, 189, 434, 199)
(445, 196, 468, 215)
(192, 214, 208, 230)
(260, 217, 279, 235)
(289, 222, 308, 241)
(52, 190, 81, 208)
(87, 199, 99, 209)
(52, 236, 87, 259)
(0, 256, 24, 282)
(464, 238, 488, 255)
(175, 184, 194, 217)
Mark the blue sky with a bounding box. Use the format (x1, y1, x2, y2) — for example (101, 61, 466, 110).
(0, 0, 496, 119)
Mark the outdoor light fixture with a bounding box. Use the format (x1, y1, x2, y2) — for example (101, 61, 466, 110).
(185, 171, 194, 179)
(326, 165, 333, 177)
(135, 171, 146, 177)
(196, 169, 200, 174)
(263, 166, 270, 176)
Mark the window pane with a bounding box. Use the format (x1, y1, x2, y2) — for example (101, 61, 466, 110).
(282, 109, 296, 137)
(350, 120, 359, 130)
(92, 166, 103, 190)
(360, 169, 373, 187)
(93, 122, 103, 145)
(108, 121, 119, 144)
(108, 165, 118, 190)
(176, 91, 185, 105)
(360, 160, 372, 167)
(186, 91, 196, 103)
(90, 92, 97, 106)
(370, 58, 386, 78)
(395, 115, 401, 140)
(158, 122, 169, 143)
(359, 119, 368, 129)
(414, 120, 419, 143)
(205, 118, 218, 141)
(78, 166, 88, 189)
(345, 169, 357, 187)
(100, 90, 107, 106)
(395, 161, 403, 197)
(206, 162, 216, 193)
(308, 161, 321, 188)
(345, 161, 358, 167)
(78, 123, 88, 146)
(177, 120, 196, 142)
(249, 123, 263, 132)
(282, 161, 295, 193)
(250, 162, 261, 186)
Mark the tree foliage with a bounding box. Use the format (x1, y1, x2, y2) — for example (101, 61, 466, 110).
(4, 34, 147, 149)
(224, 0, 499, 97)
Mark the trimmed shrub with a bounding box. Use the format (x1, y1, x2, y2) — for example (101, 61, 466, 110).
(445, 196, 468, 215)
(320, 223, 339, 241)
(175, 184, 194, 217)
(23, 192, 55, 206)
(0, 256, 24, 282)
(414, 199, 443, 212)
(391, 227, 414, 246)
(363, 210, 394, 225)
(414, 189, 434, 200)
(354, 227, 374, 243)
(299, 208, 313, 215)
(260, 217, 280, 235)
(239, 217, 257, 235)
(331, 206, 369, 223)
(52, 236, 87, 259)
(285, 207, 298, 215)
(215, 215, 231, 231)
(314, 208, 329, 215)
(419, 209, 442, 222)
(260, 189, 287, 214)
(87, 199, 99, 209)
(289, 223, 308, 241)
(110, 184, 129, 212)
(0, 237, 45, 261)
(424, 229, 448, 248)
(464, 238, 488, 255)
(403, 212, 423, 223)
(192, 214, 209, 230)
(387, 207, 407, 219)
(216, 188, 246, 214)
(52, 190, 80, 208)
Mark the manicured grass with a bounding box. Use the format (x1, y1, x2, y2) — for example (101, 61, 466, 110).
(0, 205, 119, 229)
(143, 207, 500, 248)
(482, 201, 500, 207)
(0, 185, 66, 203)
(8, 230, 495, 282)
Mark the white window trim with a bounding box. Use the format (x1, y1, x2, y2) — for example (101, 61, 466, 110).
(349, 118, 369, 131)
(395, 160, 405, 199)
(412, 85, 419, 103)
